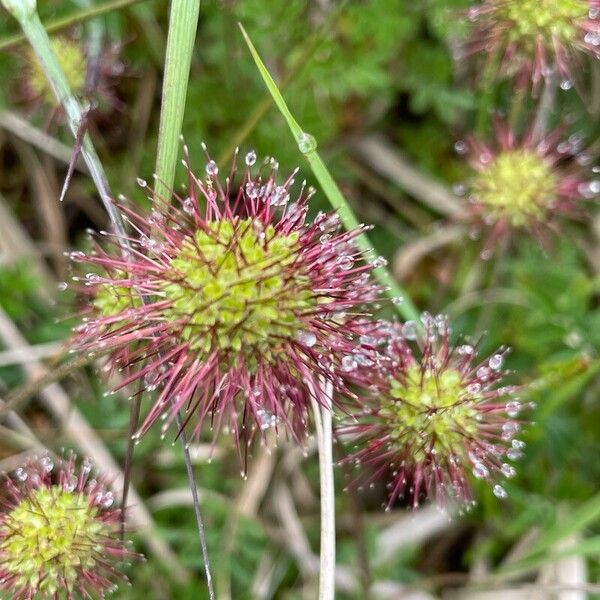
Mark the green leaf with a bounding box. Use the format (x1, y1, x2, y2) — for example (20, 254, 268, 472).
(153, 0, 201, 201)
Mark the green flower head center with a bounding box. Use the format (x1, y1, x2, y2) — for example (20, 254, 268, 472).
(502, 0, 588, 47)
(472, 150, 557, 226)
(0, 486, 105, 593)
(94, 281, 142, 317)
(381, 366, 478, 461)
(162, 219, 315, 365)
(28, 37, 86, 104)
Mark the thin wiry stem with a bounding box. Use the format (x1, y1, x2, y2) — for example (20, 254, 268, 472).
(176, 413, 215, 600)
(310, 378, 336, 600)
(8, 5, 215, 594)
(18, 12, 128, 242)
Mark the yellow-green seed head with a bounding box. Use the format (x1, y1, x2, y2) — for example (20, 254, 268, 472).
(162, 219, 315, 367)
(502, 0, 589, 48)
(0, 486, 106, 595)
(471, 150, 557, 226)
(381, 366, 478, 462)
(94, 281, 142, 317)
(27, 37, 86, 105)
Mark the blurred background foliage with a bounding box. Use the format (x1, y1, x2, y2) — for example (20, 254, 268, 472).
(0, 1, 599, 599)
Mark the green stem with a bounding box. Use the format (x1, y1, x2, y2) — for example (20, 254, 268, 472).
(310, 379, 336, 600)
(16, 11, 128, 241)
(153, 0, 201, 202)
(239, 24, 420, 323)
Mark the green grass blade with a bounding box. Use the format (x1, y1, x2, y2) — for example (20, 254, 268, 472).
(153, 0, 201, 201)
(239, 23, 419, 323)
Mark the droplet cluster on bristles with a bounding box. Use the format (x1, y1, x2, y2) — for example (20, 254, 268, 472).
(0, 454, 134, 599)
(71, 147, 380, 466)
(339, 314, 529, 509)
(456, 121, 599, 249)
(466, 0, 600, 89)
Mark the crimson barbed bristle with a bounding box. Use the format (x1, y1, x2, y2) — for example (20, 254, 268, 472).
(71, 149, 381, 465)
(465, 0, 600, 91)
(0, 453, 136, 599)
(338, 314, 528, 510)
(454, 120, 599, 252)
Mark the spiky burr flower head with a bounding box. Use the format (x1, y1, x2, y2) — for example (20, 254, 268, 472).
(71, 148, 380, 463)
(26, 37, 86, 105)
(467, 0, 600, 89)
(339, 314, 527, 509)
(0, 454, 133, 599)
(456, 121, 599, 248)
(20, 34, 125, 113)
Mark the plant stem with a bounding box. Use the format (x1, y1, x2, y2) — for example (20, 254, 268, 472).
(9, 6, 215, 594)
(153, 0, 201, 202)
(239, 24, 420, 324)
(17, 11, 128, 241)
(310, 379, 336, 600)
(176, 413, 215, 600)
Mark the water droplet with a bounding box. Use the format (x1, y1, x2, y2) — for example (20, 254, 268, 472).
(69, 251, 86, 262)
(136, 177, 147, 188)
(507, 448, 523, 461)
(270, 186, 290, 206)
(205, 160, 218, 176)
(502, 421, 519, 441)
(57, 281, 68, 291)
(372, 256, 388, 268)
(296, 331, 317, 347)
(341, 355, 358, 372)
(40, 457, 54, 472)
(454, 140, 468, 155)
(489, 354, 503, 370)
(402, 321, 418, 340)
(452, 183, 466, 196)
(472, 463, 489, 479)
(245, 150, 257, 166)
(457, 344, 474, 356)
(391, 296, 404, 305)
(493, 484, 507, 499)
(81, 457, 92, 475)
(560, 79, 573, 91)
(359, 335, 377, 347)
(65, 475, 77, 492)
(297, 132, 317, 154)
(354, 353, 373, 367)
(501, 463, 516, 478)
(467, 382, 481, 394)
(318, 213, 340, 232)
(245, 182, 259, 199)
(585, 31, 600, 46)
(256, 408, 278, 431)
(476, 366, 492, 381)
(337, 255, 354, 271)
(505, 401, 521, 418)
(149, 210, 164, 226)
